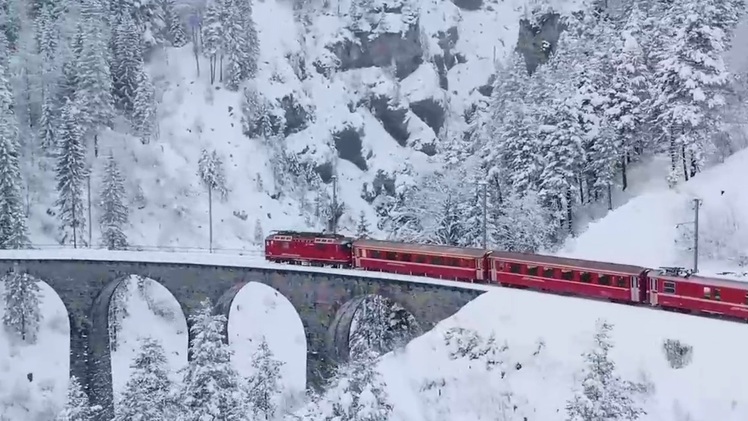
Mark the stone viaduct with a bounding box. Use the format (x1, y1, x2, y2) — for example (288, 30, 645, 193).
(0, 257, 485, 420)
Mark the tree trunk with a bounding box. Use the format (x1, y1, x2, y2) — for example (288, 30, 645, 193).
(607, 183, 613, 211)
(621, 154, 628, 191)
(681, 144, 689, 181)
(566, 188, 573, 234)
(208, 186, 213, 253)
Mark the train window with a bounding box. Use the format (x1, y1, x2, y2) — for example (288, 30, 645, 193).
(510, 263, 522, 274)
(598, 274, 611, 285)
(433, 256, 443, 265)
(543, 268, 555, 278)
(663, 282, 676, 294)
(401, 253, 412, 262)
(453, 258, 462, 267)
(370, 250, 380, 259)
(703, 287, 710, 299)
(527, 266, 538, 276)
(416, 255, 426, 263)
(616, 277, 627, 287)
(579, 272, 591, 283)
(562, 270, 574, 281)
(714, 288, 721, 301)
(386, 252, 397, 260)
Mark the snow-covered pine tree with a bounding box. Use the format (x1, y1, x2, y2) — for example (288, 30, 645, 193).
(489, 190, 557, 253)
(154, 0, 187, 47)
(197, 148, 228, 200)
(236, 0, 259, 82)
(75, 0, 114, 136)
(114, 337, 178, 420)
(56, 375, 99, 421)
(253, 218, 263, 245)
(0, 32, 30, 249)
(355, 210, 370, 238)
(565, 319, 646, 421)
(111, 12, 143, 113)
(348, 295, 418, 360)
(433, 193, 463, 246)
(605, 5, 649, 191)
(36, 2, 62, 151)
(650, 0, 733, 186)
(246, 336, 284, 420)
(177, 299, 248, 421)
(325, 352, 392, 421)
(130, 68, 157, 143)
(201, 0, 225, 84)
(2, 269, 41, 343)
(55, 99, 89, 248)
(98, 153, 128, 250)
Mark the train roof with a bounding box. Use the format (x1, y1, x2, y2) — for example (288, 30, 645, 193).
(266, 231, 353, 242)
(650, 271, 748, 290)
(489, 250, 648, 275)
(353, 239, 490, 258)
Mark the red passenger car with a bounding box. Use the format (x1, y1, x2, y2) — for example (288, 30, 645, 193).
(488, 251, 649, 303)
(264, 231, 354, 267)
(647, 270, 748, 319)
(352, 239, 490, 282)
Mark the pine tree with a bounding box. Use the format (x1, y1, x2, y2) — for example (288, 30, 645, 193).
(348, 296, 418, 360)
(355, 210, 370, 238)
(114, 337, 178, 420)
(156, 0, 187, 47)
(2, 269, 41, 344)
(253, 218, 264, 245)
(236, 0, 259, 82)
(325, 352, 392, 421)
(177, 299, 248, 421)
(565, 319, 645, 421)
(0, 32, 30, 249)
(108, 280, 129, 352)
(433, 193, 462, 246)
(246, 337, 284, 420)
(131, 68, 157, 143)
(111, 12, 142, 113)
(201, 0, 225, 84)
(55, 99, 89, 247)
(75, 0, 114, 136)
(56, 376, 98, 421)
(99, 153, 128, 250)
(198, 148, 228, 200)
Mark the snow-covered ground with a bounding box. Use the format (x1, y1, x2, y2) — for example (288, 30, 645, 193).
(367, 288, 748, 421)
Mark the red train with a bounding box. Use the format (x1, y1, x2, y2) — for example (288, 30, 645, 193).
(264, 231, 748, 322)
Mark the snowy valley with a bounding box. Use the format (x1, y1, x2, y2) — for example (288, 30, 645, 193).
(1, 0, 748, 418)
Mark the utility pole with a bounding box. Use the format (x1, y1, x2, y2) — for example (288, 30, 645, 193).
(208, 186, 213, 253)
(675, 198, 702, 274)
(693, 198, 701, 273)
(87, 175, 92, 247)
(481, 181, 487, 249)
(331, 175, 338, 234)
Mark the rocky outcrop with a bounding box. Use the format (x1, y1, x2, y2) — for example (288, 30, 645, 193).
(451, 0, 482, 11)
(333, 125, 368, 171)
(361, 170, 398, 203)
(328, 24, 424, 79)
(366, 95, 410, 146)
(516, 12, 564, 74)
(410, 98, 445, 136)
(280, 94, 313, 137)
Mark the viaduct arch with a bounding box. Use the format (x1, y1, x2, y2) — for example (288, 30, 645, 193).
(0, 258, 484, 420)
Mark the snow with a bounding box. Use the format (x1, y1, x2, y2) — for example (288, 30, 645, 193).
(367, 289, 748, 421)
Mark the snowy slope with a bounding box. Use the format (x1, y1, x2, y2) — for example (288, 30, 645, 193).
(306, 288, 748, 421)
(560, 148, 748, 277)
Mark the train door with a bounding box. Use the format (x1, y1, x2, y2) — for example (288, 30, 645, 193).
(476, 258, 483, 281)
(630, 276, 640, 302)
(648, 277, 658, 306)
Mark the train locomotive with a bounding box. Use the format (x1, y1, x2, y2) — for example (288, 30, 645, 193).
(264, 231, 748, 322)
